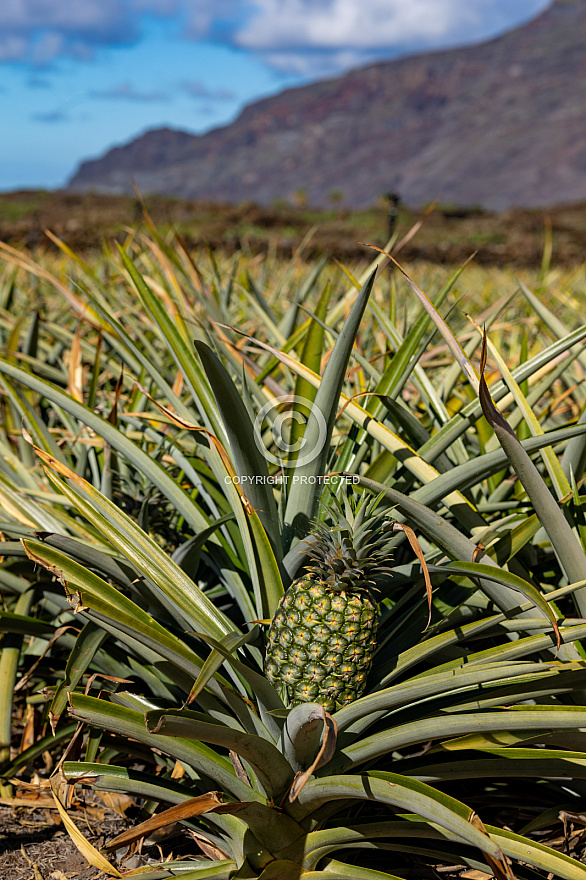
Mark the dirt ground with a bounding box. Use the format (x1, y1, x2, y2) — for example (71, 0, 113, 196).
(0, 794, 208, 880)
(0, 800, 124, 880)
(2, 188, 586, 267)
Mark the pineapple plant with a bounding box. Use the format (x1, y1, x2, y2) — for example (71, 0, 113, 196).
(265, 490, 394, 711)
(1, 229, 586, 879)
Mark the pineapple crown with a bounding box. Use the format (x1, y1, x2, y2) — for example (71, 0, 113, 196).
(305, 489, 395, 591)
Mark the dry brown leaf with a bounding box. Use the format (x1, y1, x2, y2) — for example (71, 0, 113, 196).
(84, 672, 133, 694)
(171, 370, 184, 400)
(229, 751, 251, 787)
(170, 760, 186, 780)
(67, 323, 84, 403)
(0, 796, 58, 808)
(20, 704, 36, 752)
(469, 811, 516, 880)
(388, 521, 433, 629)
(288, 708, 337, 803)
(187, 828, 231, 861)
(560, 810, 586, 825)
(83, 805, 106, 822)
(49, 777, 122, 878)
(95, 790, 135, 816)
(144, 822, 181, 844)
(103, 791, 225, 852)
(10, 776, 52, 791)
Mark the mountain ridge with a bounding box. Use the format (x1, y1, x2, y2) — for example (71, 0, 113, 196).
(68, 0, 586, 210)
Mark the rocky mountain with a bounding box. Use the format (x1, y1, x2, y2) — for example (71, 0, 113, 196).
(68, 0, 586, 210)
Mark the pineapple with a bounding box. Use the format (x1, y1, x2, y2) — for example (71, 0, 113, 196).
(265, 490, 394, 712)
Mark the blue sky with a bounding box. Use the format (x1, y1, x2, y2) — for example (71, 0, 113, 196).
(1, 0, 550, 191)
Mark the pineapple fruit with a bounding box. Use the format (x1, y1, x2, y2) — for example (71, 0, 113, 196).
(265, 491, 394, 712)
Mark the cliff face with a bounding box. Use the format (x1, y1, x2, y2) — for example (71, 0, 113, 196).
(68, 1, 586, 210)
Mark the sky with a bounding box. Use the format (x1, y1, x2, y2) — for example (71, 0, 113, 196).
(1, 0, 551, 192)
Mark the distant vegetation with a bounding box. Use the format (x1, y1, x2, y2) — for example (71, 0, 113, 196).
(2, 188, 586, 268)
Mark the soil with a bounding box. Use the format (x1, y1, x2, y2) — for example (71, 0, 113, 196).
(0, 792, 209, 879)
(1, 189, 586, 267)
(0, 799, 125, 880)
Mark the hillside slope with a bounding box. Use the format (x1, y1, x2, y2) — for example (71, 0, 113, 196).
(68, 0, 586, 210)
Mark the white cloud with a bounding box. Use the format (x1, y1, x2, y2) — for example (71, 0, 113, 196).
(183, 0, 244, 41)
(0, 34, 28, 62)
(224, 0, 550, 75)
(0, 0, 135, 36)
(0, 0, 163, 64)
(0, 0, 551, 75)
(236, 0, 474, 51)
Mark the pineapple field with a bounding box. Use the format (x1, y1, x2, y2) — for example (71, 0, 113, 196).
(1, 201, 586, 880)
